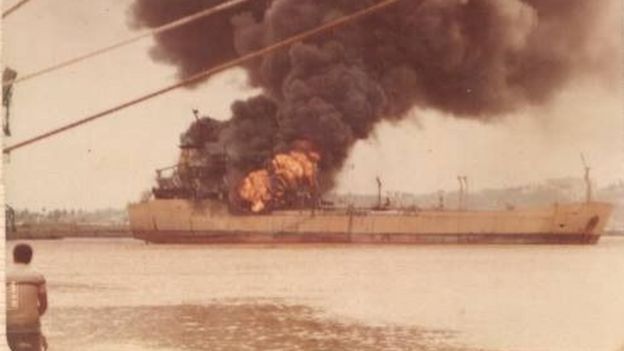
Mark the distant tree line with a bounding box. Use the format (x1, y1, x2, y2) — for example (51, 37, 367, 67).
(14, 208, 128, 225)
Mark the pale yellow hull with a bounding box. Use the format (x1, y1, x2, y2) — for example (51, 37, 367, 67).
(128, 200, 613, 244)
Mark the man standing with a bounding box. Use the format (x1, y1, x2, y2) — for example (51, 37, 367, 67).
(6, 243, 47, 351)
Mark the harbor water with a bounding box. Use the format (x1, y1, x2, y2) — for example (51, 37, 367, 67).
(5, 237, 624, 351)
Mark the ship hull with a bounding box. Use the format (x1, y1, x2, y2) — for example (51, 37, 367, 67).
(132, 231, 600, 245)
(128, 200, 613, 245)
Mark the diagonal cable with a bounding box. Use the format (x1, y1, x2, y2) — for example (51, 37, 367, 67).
(3, 0, 253, 87)
(2, 0, 34, 19)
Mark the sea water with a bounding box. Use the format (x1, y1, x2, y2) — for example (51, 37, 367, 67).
(5, 237, 624, 351)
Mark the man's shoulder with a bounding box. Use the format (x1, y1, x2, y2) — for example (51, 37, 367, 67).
(7, 265, 45, 285)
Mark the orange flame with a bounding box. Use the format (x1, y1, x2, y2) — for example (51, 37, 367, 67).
(238, 145, 320, 212)
(238, 170, 272, 212)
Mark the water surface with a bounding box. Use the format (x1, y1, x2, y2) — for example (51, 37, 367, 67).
(6, 238, 624, 351)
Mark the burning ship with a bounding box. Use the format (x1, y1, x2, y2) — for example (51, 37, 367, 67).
(128, 0, 615, 244)
(128, 118, 613, 245)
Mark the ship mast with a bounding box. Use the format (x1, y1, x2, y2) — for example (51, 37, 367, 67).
(462, 176, 469, 209)
(437, 190, 445, 210)
(581, 153, 592, 203)
(457, 176, 463, 210)
(457, 175, 468, 210)
(376, 176, 382, 209)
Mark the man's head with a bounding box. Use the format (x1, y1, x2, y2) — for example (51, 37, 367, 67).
(13, 243, 33, 264)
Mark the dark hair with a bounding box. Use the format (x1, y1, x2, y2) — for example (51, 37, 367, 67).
(13, 243, 33, 264)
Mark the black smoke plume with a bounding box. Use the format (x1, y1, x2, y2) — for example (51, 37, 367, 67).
(131, 0, 610, 196)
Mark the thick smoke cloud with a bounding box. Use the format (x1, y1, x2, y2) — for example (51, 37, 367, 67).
(130, 0, 270, 80)
(131, 0, 609, 195)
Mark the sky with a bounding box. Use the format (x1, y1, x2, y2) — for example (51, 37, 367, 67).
(1, 0, 623, 210)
